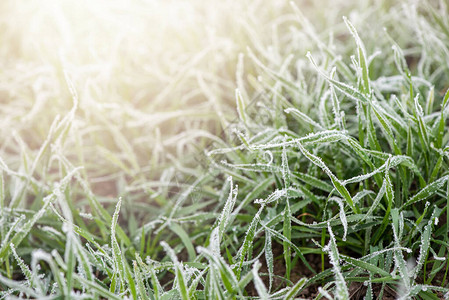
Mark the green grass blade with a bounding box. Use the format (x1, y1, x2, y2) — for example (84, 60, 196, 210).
(296, 141, 359, 214)
(161, 241, 189, 300)
(403, 175, 449, 207)
(326, 223, 349, 300)
(283, 199, 292, 280)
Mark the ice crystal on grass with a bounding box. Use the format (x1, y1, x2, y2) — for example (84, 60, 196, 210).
(329, 197, 348, 241)
(10, 243, 33, 288)
(252, 261, 269, 299)
(217, 176, 238, 239)
(264, 229, 274, 292)
(326, 223, 349, 300)
(318, 287, 333, 300)
(254, 189, 287, 205)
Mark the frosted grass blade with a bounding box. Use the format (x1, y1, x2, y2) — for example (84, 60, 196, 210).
(326, 223, 349, 300)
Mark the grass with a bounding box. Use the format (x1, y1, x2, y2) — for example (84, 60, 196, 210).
(1, 0, 449, 299)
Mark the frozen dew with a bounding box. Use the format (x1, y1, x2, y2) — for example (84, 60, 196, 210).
(79, 212, 93, 220)
(318, 287, 333, 300)
(326, 223, 349, 299)
(2, 0, 449, 298)
(433, 255, 446, 261)
(264, 151, 274, 165)
(254, 189, 287, 205)
(209, 227, 220, 255)
(330, 197, 347, 241)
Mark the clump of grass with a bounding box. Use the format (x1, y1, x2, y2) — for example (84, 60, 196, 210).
(1, 0, 449, 299)
(202, 1, 449, 297)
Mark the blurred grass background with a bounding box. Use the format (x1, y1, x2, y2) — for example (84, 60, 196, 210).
(0, 0, 403, 209)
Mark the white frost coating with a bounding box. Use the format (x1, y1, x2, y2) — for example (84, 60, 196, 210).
(392, 213, 411, 291)
(31, 249, 57, 289)
(296, 141, 333, 177)
(318, 89, 331, 128)
(221, 160, 280, 173)
(238, 130, 347, 151)
(281, 137, 290, 190)
(329, 73, 343, 129)
(326, 223, 349, 300)
(284, 107, 324, 130)
(161, 242, 181, 268)
(0, 215, 25, 249)
(252, 261, 269, 299)
(414, 93, 424, 116)
(79, 212, 94, 220)
(264, 151, 274, 165)
(343, 155, 414, 185)
(399, 211, 404, 240)
(361, 179, 386, 224)
(352, 190, 375, 205)
(209, 227, 220, 256)
(205, 129, 281, 156)
(433, 255, 446, 261)
(111, 198, 122, 238)
(407, 175, 449, 206)
(10, 243, 33, 287)
(307, 51, 370, 103)
(330, 197, 348, 241)
(358, 247, 412, 261)
(110, 197, 124, 276)
(254, 189, 287, 204)
(264, 230, 274, 292)
(317, 287, 333, 300)
(61, 222, 69, 234)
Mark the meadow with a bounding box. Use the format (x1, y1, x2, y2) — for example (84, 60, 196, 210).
(1, 0, 449, 299)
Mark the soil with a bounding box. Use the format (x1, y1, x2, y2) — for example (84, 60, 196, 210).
(347, 281, 400, 300)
